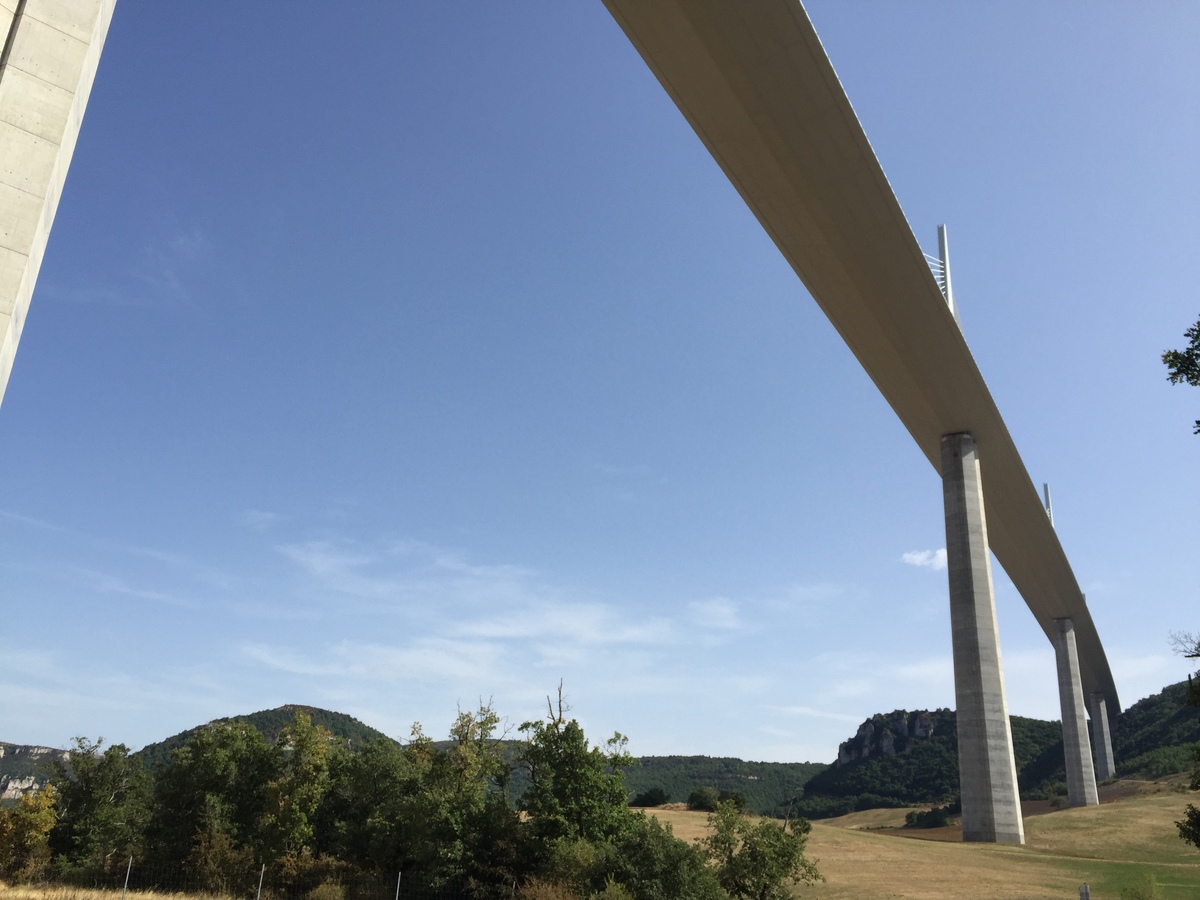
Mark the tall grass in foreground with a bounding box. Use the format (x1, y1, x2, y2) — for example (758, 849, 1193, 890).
(0, 887, 234, 900)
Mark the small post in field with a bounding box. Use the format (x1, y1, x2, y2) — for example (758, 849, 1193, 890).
(121, 855, 132, 900)
(256, 863, 266, 900)
(394, 870, 401, 900)
(1079, 886, 1090, 900)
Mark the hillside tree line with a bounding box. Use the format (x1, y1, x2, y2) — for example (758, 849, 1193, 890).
(0, 697, 818, 900)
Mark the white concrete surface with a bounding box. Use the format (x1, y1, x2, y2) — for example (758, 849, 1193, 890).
(1055, 617, 1100, 807)
(0, 0, 115, 408)
(942, 432, 1024, 844)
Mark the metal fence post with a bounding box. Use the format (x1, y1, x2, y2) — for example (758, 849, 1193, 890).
(394, 870, 401, 900)
(256, 863, 266, 900)
(121, 856, 132, 900)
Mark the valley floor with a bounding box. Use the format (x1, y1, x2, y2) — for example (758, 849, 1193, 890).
(651, 778, 1200, 899)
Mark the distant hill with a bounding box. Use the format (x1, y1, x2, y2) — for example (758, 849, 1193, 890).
(5, 682, 1197, 816)
(622, 756, 827, 816)
(795, 710, 1064, 818)
(134, 704, 397, 772)
(793, 680, 1200, 819)
(1114, 680, 1200, 778)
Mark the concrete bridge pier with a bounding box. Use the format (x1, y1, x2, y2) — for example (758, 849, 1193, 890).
(1053, 618, 1100, 806)
(1088, 692, 1116, 781)
(941, 433, 1025, 844)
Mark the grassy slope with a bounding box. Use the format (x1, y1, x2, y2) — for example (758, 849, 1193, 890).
(649, 779, 1200, 899)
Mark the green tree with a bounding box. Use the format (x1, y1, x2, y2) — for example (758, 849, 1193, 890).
(1171, 632, 1200, 706)
(1163, 315, 1200, 434)
(49, 738, 152, 878)
(0, 784, 57, 881)
(606, 815, 726, 900)
(687, 787, 719, 812)
(702, 801, 820, 900)
(313, 704, 521, 896)
(518, 688, 634, 845)
(1170, 631, 1200, 851)
(146, 721, 278, 873)
(258, 710, 334, 861)
(629, 787, 668, 808)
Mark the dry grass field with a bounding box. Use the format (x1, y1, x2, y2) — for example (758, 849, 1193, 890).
(651, 779, 1200, 899)
(0, 890, 224, 900)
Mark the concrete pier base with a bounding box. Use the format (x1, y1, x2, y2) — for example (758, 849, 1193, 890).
(941, 433, 1024, 844)
(1088, 692, 1116, 781)
(1054, 618, 1099, 806)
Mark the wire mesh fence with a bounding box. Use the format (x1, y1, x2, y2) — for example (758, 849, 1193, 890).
(28, 860, 500, 900)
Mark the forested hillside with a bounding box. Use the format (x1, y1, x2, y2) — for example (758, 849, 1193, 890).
(623, 756, 826, 815)
(792, 680, 1200, 819)
(1114, 680, 1200, 777)
(4, 679, 1197, 823)
(135, 705, 394, 772)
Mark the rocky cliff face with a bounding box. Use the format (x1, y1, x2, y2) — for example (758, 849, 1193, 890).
(0, 742, 69, 803)
(835, 709, 950, 766)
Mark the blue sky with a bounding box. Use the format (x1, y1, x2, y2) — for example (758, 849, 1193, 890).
(2, 2, 1197, 763)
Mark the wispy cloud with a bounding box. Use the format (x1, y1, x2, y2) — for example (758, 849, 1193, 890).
(902, 548, 947, 571)
(242, 639, 506, 684)
(689, 596, 742, 630)
(42, 228, 212, 309)
(240, 510, 285, 532)
(768, 704, 862, 723)
(71, 566, 195, 609)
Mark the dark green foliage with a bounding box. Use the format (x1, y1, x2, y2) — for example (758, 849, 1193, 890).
(315, 705, 523, 895)
(687, 787, 720, 812)
(136, 705, 392, 773)
(625, 757, 824, 817)
(48, 739, 152, 879)
(1179, 801, 1200, 850)
(518, 692, 634, 847)
(717, 790, 746, 810)
(1175, 726, 1200, 852)
(800, 737, 959, 811)
(145, 720, 278, 871)
(540, 816, 727, 900)
(629, 787, 669, 808)
(701, 802, 820, 900)
(1122, 745, 1196, 780)
(608, 815, 726, 900)
(904, 803, 956, 829)
(1011, 716, 1068, 799)
(1114, 681, 1200, 776)
(793, 691, 1200, 819)
(1162, 315, 1200, 434)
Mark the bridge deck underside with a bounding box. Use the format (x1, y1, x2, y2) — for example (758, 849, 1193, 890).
(601, 0, 1117, 712)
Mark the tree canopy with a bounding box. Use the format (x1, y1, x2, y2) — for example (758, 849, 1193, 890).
(1163, 316, 1200, 434)
(18, 699, 819, 900)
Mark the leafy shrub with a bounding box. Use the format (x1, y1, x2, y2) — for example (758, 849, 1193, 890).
(629, 787, 668, 808)
(904, 804, 954, 829)
(717, 790, 746, 810)
(687, 787, 720, 812)
(702, 801, 820, 900)
(1120, 872, 1163, 899)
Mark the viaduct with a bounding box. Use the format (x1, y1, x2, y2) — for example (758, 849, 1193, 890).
(0, 0, 1118, 844)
